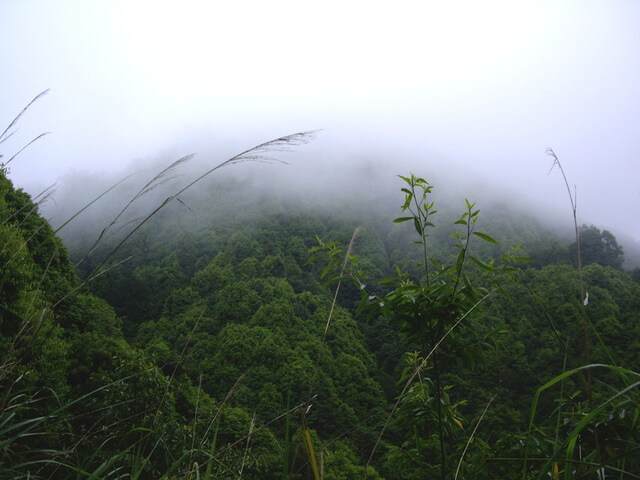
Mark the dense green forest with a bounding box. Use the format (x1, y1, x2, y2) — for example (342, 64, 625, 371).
(2, 139, 640, 480)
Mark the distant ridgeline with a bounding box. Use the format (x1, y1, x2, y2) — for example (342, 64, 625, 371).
(3, 166, 640, 479)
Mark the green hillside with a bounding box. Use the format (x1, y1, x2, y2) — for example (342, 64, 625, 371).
(2, 155, 639, 479)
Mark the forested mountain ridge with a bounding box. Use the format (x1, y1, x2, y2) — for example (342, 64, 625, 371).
(2, 159, 640, 479)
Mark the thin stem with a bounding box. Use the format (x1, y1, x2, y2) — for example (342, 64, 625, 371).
(410, 182, 431, 287)
(451, 208, 473, 299)
(432, 350, 447, 480)
(455, 394, 496, 480)
(547, 148, 598, 469)
(546, 149, 589, 364)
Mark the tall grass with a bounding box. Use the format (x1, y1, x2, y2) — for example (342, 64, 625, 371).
(2, 92, 318, 478)
(515, 151, 640, 479)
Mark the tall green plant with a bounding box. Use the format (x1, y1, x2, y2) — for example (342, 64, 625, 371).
(311, 174, 523, 479)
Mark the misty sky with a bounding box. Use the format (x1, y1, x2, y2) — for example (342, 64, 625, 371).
(1, 0, 639, 241)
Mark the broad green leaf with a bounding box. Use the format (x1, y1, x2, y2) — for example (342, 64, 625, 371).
(413, 217, 423, 236)
(469, 255, 493, 271)
(473, 231, 499, 244)
(461, 272, 477, 301)
(321, 264, 333, 278)
(304, 254, 324, 265)
(393, 216, 414, 223)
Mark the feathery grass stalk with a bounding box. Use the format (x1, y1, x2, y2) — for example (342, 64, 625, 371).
(546, 149, 591, 370)
(4, 132, 51, 167)
(71, 131, 316, 302)
(74, 154, 194, 269)
(53, 172, 137, 235)
(0, 90, 49, 146)
(50, 131, 317, 315)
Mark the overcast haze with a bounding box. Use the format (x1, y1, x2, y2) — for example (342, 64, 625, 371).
(1, 0, 639, 242)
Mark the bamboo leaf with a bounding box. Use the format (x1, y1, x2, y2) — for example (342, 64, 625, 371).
(461, 272, 476, 300)
(321, 264, 333, 278)
(413, 217, 423, 236)
(473, 231, 499, 244)
(469, 256, 493, 272)
(523, 364, 640, 478)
